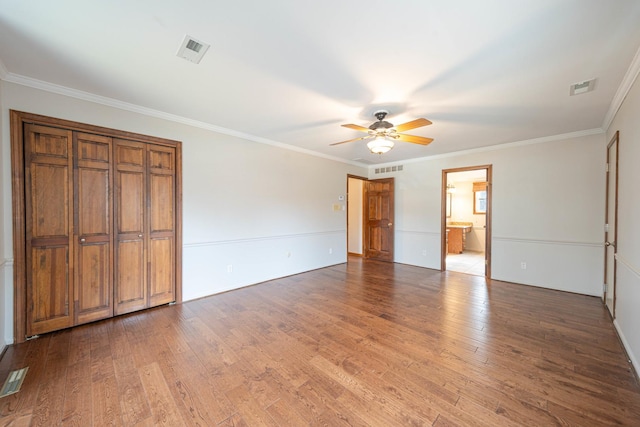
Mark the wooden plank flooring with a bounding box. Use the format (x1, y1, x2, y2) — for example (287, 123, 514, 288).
(2, 258, 640, 426)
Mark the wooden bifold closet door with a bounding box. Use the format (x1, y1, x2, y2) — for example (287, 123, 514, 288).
(11, 111, 182, 342)
(74, 132, 114, 325)
(24, 124, 75, 336)
(114, 140, 177, 315)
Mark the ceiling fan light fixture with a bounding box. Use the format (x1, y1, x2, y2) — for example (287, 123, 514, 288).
(367, 136, 394, 154)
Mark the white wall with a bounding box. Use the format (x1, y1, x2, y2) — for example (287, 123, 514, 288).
(606, 72, 640, 374)
(0, 81, 366, 343)
(347, 177, 363, 254)
(374, 132, 606, 296)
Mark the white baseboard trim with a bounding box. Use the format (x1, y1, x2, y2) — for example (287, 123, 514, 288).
(614, 319, 639, 381)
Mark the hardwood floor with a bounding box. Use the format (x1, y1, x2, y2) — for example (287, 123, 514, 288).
(1, 258, 640, 426)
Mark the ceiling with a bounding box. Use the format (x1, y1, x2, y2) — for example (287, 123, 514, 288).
(1, 1, 640, 166)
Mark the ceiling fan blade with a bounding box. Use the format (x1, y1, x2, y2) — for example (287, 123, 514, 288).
(397, 133, 434, 145)
(330, 135, 372, 146)
(341, 123, 371, 133)
(394, 118, 432, 132)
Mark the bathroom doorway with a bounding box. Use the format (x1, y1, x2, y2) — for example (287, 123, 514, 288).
(441, 166, 492, 277)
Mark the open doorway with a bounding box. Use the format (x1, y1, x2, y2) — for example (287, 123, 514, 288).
(347, 175, 395, 262)
(347, 175, 365, 256)
(442, 166, 492, 277)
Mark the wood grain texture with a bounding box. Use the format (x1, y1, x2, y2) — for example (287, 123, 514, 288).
(1, 257, 639, 426)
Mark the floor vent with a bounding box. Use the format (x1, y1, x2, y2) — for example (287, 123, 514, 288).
(0, 367, 28, 398)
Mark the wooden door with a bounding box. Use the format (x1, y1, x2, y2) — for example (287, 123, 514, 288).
(114, 139, 148, 315)
(364, 178, 394, 262)
(24, 124, 74, 336)
(148, 145, 176, 306)
(604, 131, 619, 317)
(74, 133, 114, 324)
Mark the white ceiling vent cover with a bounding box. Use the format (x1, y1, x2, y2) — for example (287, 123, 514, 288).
(177, 35, 210, 64)
(570, 78, 596, 96)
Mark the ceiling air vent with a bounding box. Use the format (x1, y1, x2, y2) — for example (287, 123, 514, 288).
(570, 78, 596, 96)
(176, 35, 210, 64)
(375, 165, 403, 174)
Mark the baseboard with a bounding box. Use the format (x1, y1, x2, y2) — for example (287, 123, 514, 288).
(614, 319, 640, 385)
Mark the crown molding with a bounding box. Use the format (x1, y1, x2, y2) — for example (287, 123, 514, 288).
(1, 72, 365, 168)
(0, 66, 613, 171)
(371, 128, 605, 169)
(602, 44, 640, 131)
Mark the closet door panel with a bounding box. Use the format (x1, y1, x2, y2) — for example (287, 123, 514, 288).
(30, 164, 69, 238)
(148, 237, 174, 306)
(74, 133, 113, 324)
(115, 239, 145, 313)
(118, 171, 144, 233)
(114, 140, 148, 314)
(29, 246, 71, 335)
(149, 174, 174, 232)
(76, 242, 111, 323)
(148, 145, 176, 306)
(24, 124, 74, 336)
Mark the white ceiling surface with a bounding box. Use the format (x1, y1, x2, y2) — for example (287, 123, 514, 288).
(1, 1, 640, 165)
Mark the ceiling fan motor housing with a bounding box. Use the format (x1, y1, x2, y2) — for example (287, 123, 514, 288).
(370, 110, 393, 130)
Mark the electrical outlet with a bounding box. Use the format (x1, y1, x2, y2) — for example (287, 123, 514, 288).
(227, 265, 233, 273)
(422, 249, 427, 256)
(520, 262, 527, 270)
(329, 248, 333, 254)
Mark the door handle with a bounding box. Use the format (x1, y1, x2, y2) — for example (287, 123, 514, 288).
(605, 241, 616, 248)
(80, 238, 86, 243)
(388, 223, 393, 227)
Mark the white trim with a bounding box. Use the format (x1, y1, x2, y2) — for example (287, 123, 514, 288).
(183, 230, 345, 248)
(614, 319, 639, 384)
(616, 254, 640, 279)
(492, 236, 602, 248)
(603, 44, 640, 131)
(368, 128, 605, 169)
(2, 72, 363, 167)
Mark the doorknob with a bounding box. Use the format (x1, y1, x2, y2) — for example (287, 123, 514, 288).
(80, 238, 86, 243)
(388, 223, 393, 227)
(605, 241, 616, 248)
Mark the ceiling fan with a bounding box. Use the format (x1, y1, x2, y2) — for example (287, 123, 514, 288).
(331, 110, 433, 154)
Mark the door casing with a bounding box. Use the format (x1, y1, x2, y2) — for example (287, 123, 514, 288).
(441, 165, 492, 277)
(604, 131, 619, 317)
